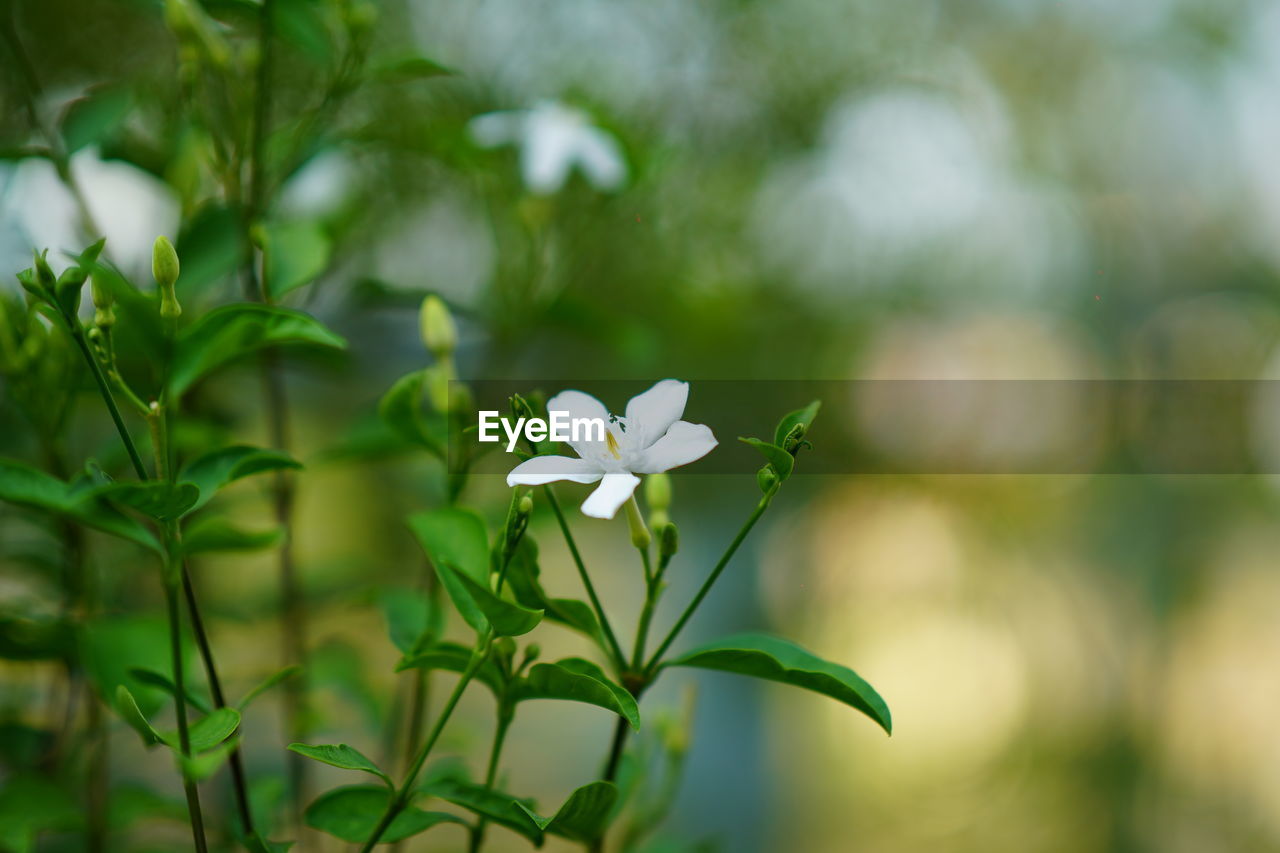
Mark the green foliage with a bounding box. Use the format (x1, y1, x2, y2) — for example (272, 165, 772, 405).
(259, 220, 331, 297)
(0, 773, 82, 853)
(517, 781, 618, 843)
(669, 633, 891, 734)
(0, 459, 160, 550)
(179, 445, 300, 514)
(169, 304, 346, 397)
(237, 665, 302, 710)
(421, 778, 544, 844)
(304, 786, 464, 843)
(180, 517, 284, 556)
(288, 743, 391, 786)
(512, 659, 640, 730)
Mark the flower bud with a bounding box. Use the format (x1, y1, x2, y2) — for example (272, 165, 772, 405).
(518, 494, 534, 516)
(494, 636, 517, 663)
(624, 496, 651, 550)
(756, 465, 778, 494)
(645, 472, 671, 513)
(419, 295, 457, 360)
(781, 423, 806, 454)
(509, 393, 534, 422)
(32, 250, 56, 292)
(659, 521, 679, 560)
(153, 236, 181, 319)
(521, 643, 541, 665)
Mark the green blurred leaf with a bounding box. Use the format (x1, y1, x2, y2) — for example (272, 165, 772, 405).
(114, 685, 162, 747)
(92, 480, 200, 520)
(161, 707, 241, 752)
(81, 616, 180, 715)
(669, 633, 891, 734)
(517, 781, 618, 843)
(407, 507, 490, 580)
(396, 641, 504, 695)
(179, 445, 301, 514)
(238, 665, 301, 710)
(378, 370, 444, 454)
(179, 737, 240, 781)
(127, 667, 212, 715)
(436, 562, 543, 637)
(304, 785, 463, 843)
(260, 220, 331, 297)
(371, 55, 455, 82)
(177, 203, 244, 295)
(170, 304, 346, 397)
(0, 773, 82, 853)
(421, 779, 542, 844)
(505, 538, 604, 644)
(737, 438, 793, 480)
(0, 616, 73, 661)
(0, 459, 160, 550)
(273, 0, 333, 64)
(288, 743, 390, 786)
(381, 589, 432, 655)
(61, 84, 132, 153)
(512, 660, 639, 730)
(181, 517, 284, 556)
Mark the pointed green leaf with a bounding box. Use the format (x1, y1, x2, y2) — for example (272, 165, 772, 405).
(162, 707, 241, 752)
(505, 539, 603, 644)
(378, 370, 443, 454)
(170, 304, 346, 397)
(181, 518, 284, 556)
(440, 563, 543, 637)
(421, 779, 542, 844)
(669, 633, 891, 734)
(516, 781, 618, 843)
(288, 743, 390, 786)
(237, 665, 301, 711)
(371, 55, 456, 82)
(738, 438, 794, 480)
(407, 508, 489, 582)
(179, 446, 301, 514)
(260, 220, 331, 297)
(114, 685, 162, 747)
(395, 641, 504, 695)
(0, 459, 159, 551)
(305, 785, 465, 843)
(179, 737, 240, 781)
(512, 660, 639, 730)
(92, 480, 200, 520)
(774, 400, 821, 447)
(126, 667, 212, 715)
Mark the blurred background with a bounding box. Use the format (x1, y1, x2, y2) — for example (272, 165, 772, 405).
(5, 0, 1280, 850)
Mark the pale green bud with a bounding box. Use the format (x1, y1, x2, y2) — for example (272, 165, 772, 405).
(518, 494, 534, 516)
(624, 496, 651, 550)
(153, 236, 181, 319)
(419, 295, 457, 360)
(659, 522, 679, 560)
(645, 472, 671, 513)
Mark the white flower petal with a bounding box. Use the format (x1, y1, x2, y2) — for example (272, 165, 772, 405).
(469, 111, 523, 148)
(506, 455, 603, 487)
(580, 472, 640, 519)
(624, 380, 689, 450)
(633, 421, 718, 474)
(546, 389, 614, 459)
(574, 128, 627, 191)
(523, 119, 576, 194)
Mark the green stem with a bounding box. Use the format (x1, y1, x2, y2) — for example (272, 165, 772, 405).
(643, 490, 776, 678)
(468, 703, 514, 853)
(542, 485, 626, 668)
(165, 567, 209, 853)
(68, 326, 147, 480)
(360, 643, 491, 852)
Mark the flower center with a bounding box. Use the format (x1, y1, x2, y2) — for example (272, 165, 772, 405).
(605, 430, 622, 460)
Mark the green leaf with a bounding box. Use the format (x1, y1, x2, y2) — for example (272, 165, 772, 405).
(381, 589, 436, 656)
(176, 203, 244, 295)
(395, 641, 504, 696)
(737, 437, 794, 480)
(512, 660, 639, 730)
(437, 563, 543, 637)
(179, 445, 301, 514)
(260, 220, 331, 297)
(669, 633, 891, 734)
(288, 743, 390, 786)
(517, 781, 618, 843)
(114, 685, 162, 746)
(162, 707, 241, 752)
(170, 304, 346, 397)
(774, 400, 821, 448)
(0, 459, 159, 551)
(127, 667, 212, 715)
(81, 616, 179, 715)
(378, 370, 443, 454)
(237, 665, 301, 711)
(92, 480, 200, 520)
(179, 737, 240, 781)
(407, 508, 489, 581)
(61, 84, 132, 153)
(505, 538, 603, 644)
(0, 772, 82, 853)
(181, 517, 284, 556)
(273, 0, 333, 64)
(421, 778, 542, 844)
(305, 785, 464, 844)
(371, 55, 456, 82)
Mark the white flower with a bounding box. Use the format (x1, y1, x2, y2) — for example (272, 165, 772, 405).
(506, 379, 717, 519)
(468, 100, 627, 195)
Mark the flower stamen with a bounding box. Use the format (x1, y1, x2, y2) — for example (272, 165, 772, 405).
(606, 430, 622, 460)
